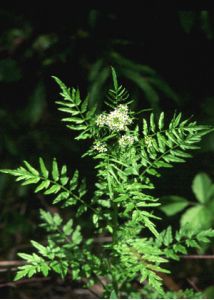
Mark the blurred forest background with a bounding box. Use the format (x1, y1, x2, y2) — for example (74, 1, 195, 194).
(0, 6, 214, 298)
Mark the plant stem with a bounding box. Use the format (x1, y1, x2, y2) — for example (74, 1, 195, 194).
(112, 202, 118, 244)
(107, 168, 119, 295)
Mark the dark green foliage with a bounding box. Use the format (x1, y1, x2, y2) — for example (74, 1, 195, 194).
(161, 172, 214, 231)
(1, 70, 213, 298)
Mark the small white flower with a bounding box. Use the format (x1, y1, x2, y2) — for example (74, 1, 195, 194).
(117, 104, 129, 113)
(96, 105, 132, 132)
(119, 135, 135, 147)
(93, 141, 107, 153)
(96, 114, 107, 127)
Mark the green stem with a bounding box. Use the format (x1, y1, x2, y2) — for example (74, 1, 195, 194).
(112, 201, 118, 244)
(40, 175, 98, 214)
(107, 168, 119, 295)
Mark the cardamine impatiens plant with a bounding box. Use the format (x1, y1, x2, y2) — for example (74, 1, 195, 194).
(1, 68, 213, 299)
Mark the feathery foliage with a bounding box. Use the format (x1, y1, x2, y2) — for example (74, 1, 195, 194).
(1, 68, 213, 298)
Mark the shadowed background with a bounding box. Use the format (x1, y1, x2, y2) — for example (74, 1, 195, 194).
(0, 6, 214, 298)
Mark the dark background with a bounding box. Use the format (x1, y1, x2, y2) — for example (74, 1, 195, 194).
(0, 6, 214, 298)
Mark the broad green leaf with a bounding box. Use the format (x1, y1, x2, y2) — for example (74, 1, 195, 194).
(181, 205, 213, 230)
(192, 172, 212, 203)
(160, 195, 189, 216)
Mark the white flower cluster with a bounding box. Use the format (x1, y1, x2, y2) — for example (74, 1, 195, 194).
(92, 141, 107, 153)
(119, 135, 135, 147)
(96, 105, 132, 132)
(96, 114, 108, 127)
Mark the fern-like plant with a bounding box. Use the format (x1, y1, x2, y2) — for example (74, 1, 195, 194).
(1, 68, 213, 299)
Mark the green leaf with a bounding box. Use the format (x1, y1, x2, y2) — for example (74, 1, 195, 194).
(39, 209, 53, 225)
(192, 172, 212, 203)
(18, 253, 33, 261)
(110, 289, 118, 299)
(143, 216, 159, 237)
(181, 205, 213, 230)
(196, 229, 214, 243)
(111, 67, 118, 91)
(39, 157, 49, 178)
(35, 180, 50, 193)
(143, 119, 148, 135)
(93, 214, 99, 225)
(67, 125, 87, 131)
(40, 263, 50, 276)
(52, 158, 59, 181)
(160, 195, 189, 216)
(52, 76, 71, 100)
(53, 213, 63, 226)
(81, 97, 88, 113)
(21, 177, 40, 185)
(72, 225, 82, 245)
(164, 226, 173, 246)
(150, 113, 156, 133)
(63, 220, 73, 236)
(70, 170, 79, 190)
(44, 184, 61, 194)
(14, 268, 29, 281)
(23, 161, 39, 176)
(31, 240, 47, 256)
(173, 244, 187, 254)
(62, 117, 84, 124)
(158, 112, 164, 130)
(53, 191, 70, 204)
(204, 286, 214, 299)
(50, 261, 68, 278)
